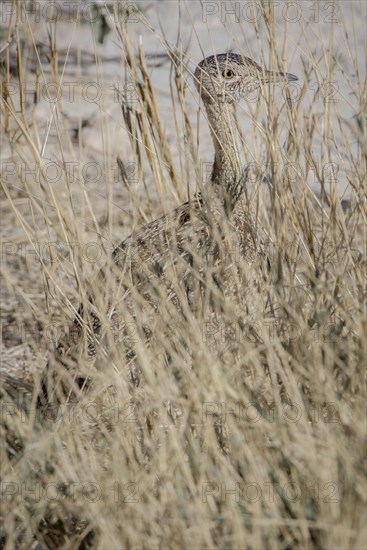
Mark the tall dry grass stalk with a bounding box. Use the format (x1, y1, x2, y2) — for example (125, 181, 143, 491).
(1, 1, 366, 548)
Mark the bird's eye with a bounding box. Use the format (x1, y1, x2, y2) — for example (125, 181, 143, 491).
(222, 69, 235, 79)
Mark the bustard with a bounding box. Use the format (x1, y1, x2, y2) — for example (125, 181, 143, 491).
(38, 53, 297, 405)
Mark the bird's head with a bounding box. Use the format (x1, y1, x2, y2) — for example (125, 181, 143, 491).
(194, 52, 298, 104)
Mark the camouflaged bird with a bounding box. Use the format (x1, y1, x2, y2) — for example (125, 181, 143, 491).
(38, 53, 297, 405)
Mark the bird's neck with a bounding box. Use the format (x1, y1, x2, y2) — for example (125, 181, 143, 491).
(204, 100, 244, 212)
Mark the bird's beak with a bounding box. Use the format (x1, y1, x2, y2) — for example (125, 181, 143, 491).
(283, 72, 298, 82)
(262, 70, 298, 84)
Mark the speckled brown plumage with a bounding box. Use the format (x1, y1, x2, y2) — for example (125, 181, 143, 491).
(39, 53, 297, 405)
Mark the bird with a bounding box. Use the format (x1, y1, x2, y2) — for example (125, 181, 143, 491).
(37, 53, 298, 407)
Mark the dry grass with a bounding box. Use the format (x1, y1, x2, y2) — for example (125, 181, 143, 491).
(1, 1, 366, 549)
